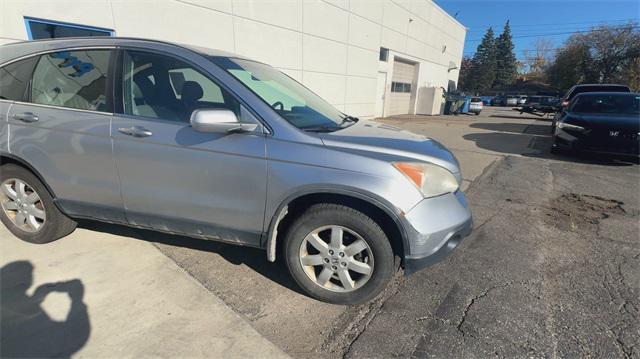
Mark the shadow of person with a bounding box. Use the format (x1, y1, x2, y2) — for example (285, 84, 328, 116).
(1, 261, 90, 358)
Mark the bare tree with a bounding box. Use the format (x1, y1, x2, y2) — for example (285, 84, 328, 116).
(521, 39, 554, 82)
(546, 23, 640, 91)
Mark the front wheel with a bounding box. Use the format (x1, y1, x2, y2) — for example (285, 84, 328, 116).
(0, 164, 76, 243)
(284, 204, 394, 305)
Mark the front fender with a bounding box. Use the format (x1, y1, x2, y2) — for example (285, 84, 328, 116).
(263, 185, 410, 262)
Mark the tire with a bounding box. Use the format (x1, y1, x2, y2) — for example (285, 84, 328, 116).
(0, 164, 76, 244)
(284, 203, 394, 305)
(550, 136, 566, 155)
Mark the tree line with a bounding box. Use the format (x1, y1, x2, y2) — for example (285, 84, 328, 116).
(460, 23, 640, 94)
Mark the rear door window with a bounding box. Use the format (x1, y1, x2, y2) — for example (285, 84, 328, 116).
(31, 50, 113, 112)
(0, 57, 38, 101)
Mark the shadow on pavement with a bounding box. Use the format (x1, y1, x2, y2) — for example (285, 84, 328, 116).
(490, 113, 553, 121)
(463, 131, 637, 167)
(1, 261, 90, 358)
(470, 122, 550, 135)
(77, 220, 305, 295)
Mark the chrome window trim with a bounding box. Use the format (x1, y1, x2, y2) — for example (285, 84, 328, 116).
(0, 99, 114, 116)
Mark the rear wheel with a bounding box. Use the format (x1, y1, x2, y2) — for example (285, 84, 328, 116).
(284, 204, 394, 305)
(0, 164, 76, 244)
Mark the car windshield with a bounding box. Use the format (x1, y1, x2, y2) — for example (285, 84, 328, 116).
(568, 85, 630, 100)
(211, 57, 353, 132)
(471, 97, 481, 102)
(570, 94, 640, 115)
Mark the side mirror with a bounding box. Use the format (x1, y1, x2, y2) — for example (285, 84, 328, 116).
(190, 109, 258, 134)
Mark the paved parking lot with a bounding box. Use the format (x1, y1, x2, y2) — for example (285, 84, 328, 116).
(2, 107, 638, 358)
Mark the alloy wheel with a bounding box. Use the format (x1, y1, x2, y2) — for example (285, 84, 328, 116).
(299, 225, 374, 292)
(0, 178, 46, 232)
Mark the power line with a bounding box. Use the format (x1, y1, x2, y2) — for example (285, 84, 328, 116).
(465, 47, 562, 54)
(464, 18, 636, 30)
(466, 22, 637, 35)
(466, 24, 639, 42)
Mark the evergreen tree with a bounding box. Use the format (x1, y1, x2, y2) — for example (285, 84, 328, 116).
(469, 27, 497, 93)
(494, 21, 518, 88)
(457, 57, 474, 92)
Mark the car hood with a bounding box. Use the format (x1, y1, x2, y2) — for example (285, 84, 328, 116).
(566, 113, 640, 130)
(318, 120, 460, 175)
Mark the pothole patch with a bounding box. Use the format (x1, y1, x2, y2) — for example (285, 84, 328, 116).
(545, 193, 627, 231)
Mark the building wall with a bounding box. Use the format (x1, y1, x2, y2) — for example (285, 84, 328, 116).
(0, 0, 466, 118)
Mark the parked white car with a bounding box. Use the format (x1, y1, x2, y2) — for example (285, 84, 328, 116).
(517, 96, 527, 105)
(469, 97, 483, 115)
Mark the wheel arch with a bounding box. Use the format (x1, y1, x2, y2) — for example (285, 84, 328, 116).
(1, 152, 58, 200)
(265, 187, 408, 265)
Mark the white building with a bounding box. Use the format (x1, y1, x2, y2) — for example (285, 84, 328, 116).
(0, 0, 466, 118)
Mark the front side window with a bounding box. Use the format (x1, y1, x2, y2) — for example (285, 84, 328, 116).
(0, 57, 38, 101)
(123, 51, 239, 123)
(31, 50, 113, 112)
(211, 57, 353, 132)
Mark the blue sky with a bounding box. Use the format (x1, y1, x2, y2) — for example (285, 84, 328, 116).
(434, 0, 640, 60)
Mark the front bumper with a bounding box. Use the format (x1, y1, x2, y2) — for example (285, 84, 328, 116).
(555, 128, 640, 157)
(402, 191, 473, 275)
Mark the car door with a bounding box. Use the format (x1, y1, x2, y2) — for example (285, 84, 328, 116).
(111, 49, 267, 246)
(5, 49, 125, 222)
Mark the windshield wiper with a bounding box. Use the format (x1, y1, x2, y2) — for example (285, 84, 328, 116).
(338, 115, 358, 128)
(303, 125, 340, 133)
(304, 116, 359, 133)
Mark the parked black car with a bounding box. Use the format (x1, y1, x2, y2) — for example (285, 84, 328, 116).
(552, 84, 632, 133)
(552, 92, 639, 158)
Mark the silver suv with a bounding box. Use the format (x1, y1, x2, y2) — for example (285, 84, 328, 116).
(0, 38, 472, 304)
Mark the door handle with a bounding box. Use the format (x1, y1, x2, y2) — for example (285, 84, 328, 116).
(118, 126, 153, 138)
(12, 112, 39, 123)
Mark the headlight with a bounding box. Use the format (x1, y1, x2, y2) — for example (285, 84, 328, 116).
(558, 122, 585, 132)
(393, 162, 459, 198)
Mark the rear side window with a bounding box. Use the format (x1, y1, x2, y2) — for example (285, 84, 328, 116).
(31, 50, 113, 112)
(0, 57, 38, 101)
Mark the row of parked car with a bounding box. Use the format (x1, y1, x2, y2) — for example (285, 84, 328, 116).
(489, 95, 530, 107)
(469, 85, 639, 160)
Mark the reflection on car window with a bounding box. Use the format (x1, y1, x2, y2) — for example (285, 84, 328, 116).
(571, 94, 640, 115)
(211, 57, 351, 132)
(31, 50, 112, 112)
(123, 51, 239, 123)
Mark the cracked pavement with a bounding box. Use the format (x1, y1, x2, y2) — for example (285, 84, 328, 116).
(346, 155, 639, 358)
(141, 108, 638, 358)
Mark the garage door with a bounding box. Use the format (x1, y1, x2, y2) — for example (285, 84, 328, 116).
(388, 59, 415, 116)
